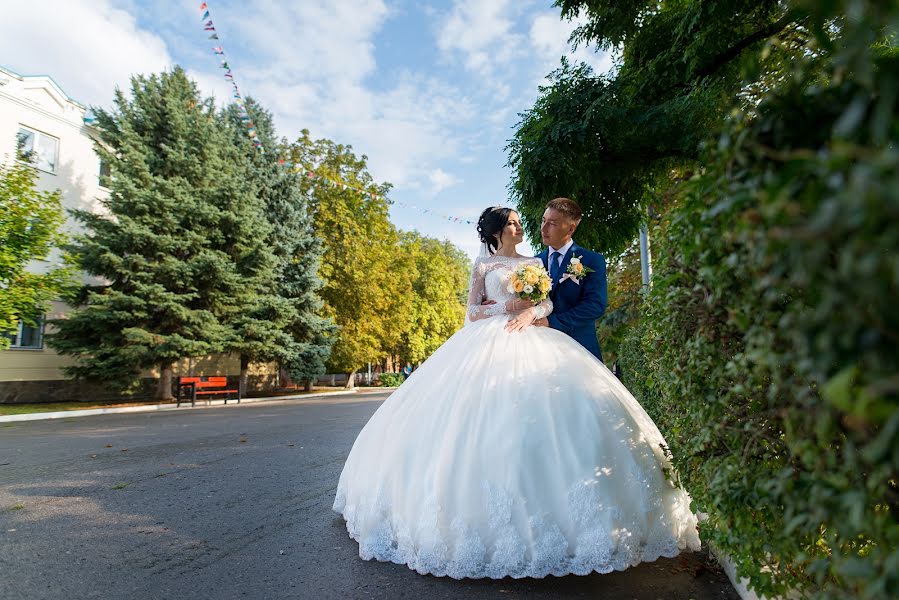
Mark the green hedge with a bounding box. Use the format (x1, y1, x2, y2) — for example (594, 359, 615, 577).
(378, 372, 404, 387)
(618, 44, 899, 599)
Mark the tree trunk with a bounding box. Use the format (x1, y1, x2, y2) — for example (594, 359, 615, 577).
(278, 363, 292, 388)
(304, 379, 313, 392)
(157, 362, 174, 401)
(239, 354, 250, 398)
(344, 370, 357, 389)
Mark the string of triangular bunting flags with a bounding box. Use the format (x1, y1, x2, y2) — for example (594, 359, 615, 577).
(278, 160, 476, 225)
(199, 2, 263, 152)
(196, 3, 472, 226)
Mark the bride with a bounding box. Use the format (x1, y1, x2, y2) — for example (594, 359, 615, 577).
(333, 205, 700, 579)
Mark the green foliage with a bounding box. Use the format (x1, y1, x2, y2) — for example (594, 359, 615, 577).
(395, 231, 469, 366)
(287, 132, 413, 380)
(523, 0, 899, 597)
(612, 2, 899, 597)
(0, 160, 71, 349)
(596, 239, 643, 365)
(378, 372, 404, 387)
(220, 99, 335, 383)
(48, 67, 274, 395)
(509, 0, 809, 255)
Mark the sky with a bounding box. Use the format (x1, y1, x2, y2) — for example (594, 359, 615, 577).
(0, 0, 613, 259)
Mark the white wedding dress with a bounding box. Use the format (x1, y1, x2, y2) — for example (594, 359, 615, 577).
(333, 254, 700, 579)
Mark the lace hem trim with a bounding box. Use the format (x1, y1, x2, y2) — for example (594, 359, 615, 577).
(333, 486, 701, 580)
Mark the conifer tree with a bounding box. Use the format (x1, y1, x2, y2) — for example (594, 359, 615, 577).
(49, 68, 275, 400)
(221, 99, 335, 393)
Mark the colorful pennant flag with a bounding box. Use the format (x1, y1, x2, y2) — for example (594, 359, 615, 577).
(198, 2, 263, 152)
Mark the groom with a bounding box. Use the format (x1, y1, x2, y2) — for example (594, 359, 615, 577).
(533, 198, 607, 362)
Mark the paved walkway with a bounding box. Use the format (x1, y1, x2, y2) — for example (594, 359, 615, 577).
(0, 393, 739, 599)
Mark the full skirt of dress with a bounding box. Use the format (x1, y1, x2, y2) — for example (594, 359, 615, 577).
(333, 315, 701, 579)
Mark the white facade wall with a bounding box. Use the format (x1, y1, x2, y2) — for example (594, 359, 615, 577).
(0, 66, 106, 385)
(0, 66, 108, 249)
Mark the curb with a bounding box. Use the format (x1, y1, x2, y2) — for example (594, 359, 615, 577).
(710, 542, 798, 600)
(712, 547, 763, 600)
(0, 388, 397, 423)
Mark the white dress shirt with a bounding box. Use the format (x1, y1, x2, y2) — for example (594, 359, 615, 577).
(547, 239, 574, 274)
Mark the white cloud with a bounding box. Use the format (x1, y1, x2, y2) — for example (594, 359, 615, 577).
(345, 74, 476, 188)
(0, 0, 172, 107)
(529, 11, 615, 79)
(237, 0, 390, 85)
(185, 69, 237, 109)
(427, 168, 462, 195)
(436, 0, 526, 77)
(213, 2, 480, 193)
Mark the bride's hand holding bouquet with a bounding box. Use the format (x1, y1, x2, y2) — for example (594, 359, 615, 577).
(505, 263, 551, 332)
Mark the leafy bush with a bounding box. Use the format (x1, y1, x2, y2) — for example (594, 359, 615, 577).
(378, 372, 404, 387)
(0, 160, 70, 348)
(619, 40, 899, 599)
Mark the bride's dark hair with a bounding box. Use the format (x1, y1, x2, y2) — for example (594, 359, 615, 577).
(477, 207, 513, 255)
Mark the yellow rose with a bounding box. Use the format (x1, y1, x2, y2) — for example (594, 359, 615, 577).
(539, 280, 550, 292)
(574, 263, 585, 274)
(525, 271, 538, 284)
(513, 280, 524, 293)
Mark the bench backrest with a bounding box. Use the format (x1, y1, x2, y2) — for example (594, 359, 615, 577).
(179, 376, 229, 388)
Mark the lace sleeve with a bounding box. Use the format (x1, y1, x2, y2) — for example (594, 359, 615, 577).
(466, 258, 507, 324)
(533, 299, 554, 319)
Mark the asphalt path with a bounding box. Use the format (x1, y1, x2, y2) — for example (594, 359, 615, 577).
(0, 392, 739, 599)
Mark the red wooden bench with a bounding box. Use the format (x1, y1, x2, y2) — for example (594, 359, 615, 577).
(176, 376, 240, 407)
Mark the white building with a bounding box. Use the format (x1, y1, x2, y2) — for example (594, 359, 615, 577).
(0, 65, 113, 401)
(0, 65, 275, 402)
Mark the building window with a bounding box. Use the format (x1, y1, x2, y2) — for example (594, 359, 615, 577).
(99, 158, 111, 188)
(16, 126, 59, 174)
(3, 316, 45, 350)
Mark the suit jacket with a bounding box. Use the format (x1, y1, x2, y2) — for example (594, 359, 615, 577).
(537, 242, 607, 362)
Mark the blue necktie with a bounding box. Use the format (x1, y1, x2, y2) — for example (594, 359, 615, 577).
(550, 251, 562, 282)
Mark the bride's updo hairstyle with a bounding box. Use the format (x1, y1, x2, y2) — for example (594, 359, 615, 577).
(477, 206, 513, 255)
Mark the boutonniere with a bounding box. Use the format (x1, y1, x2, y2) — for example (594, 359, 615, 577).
(558, 256, 594, 285)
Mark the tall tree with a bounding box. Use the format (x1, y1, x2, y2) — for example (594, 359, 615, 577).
(0, 160, 71, 349)
(287, 132, 413, 388)
(48, 67, 275, 400)
(395, 232, 469, 366)
(508, 1, 814, 254)
(220, 99, 335, 394)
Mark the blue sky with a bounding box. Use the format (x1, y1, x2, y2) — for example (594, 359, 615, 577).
(1, 1, 613, 258)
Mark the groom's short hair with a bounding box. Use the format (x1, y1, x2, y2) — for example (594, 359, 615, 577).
(547, 198, 582, 223)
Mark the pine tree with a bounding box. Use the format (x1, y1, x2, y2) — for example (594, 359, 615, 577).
(48, 67, 275, 400)
(220, 99, 335, 393)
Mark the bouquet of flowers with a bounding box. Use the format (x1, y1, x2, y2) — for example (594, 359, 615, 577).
(508, 263, 552, 303)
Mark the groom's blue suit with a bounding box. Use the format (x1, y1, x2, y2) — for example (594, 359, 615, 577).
(537, 242, 607, 362)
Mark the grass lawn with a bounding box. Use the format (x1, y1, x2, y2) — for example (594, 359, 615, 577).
(0, 386, 386, 416)
(0, 400, 168, 415)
